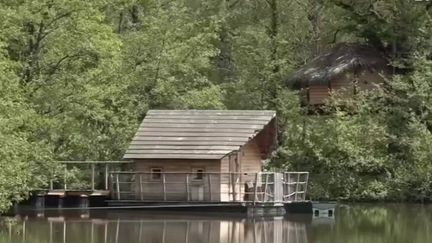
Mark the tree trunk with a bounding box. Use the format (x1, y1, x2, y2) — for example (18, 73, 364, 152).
(267, 0, 279, 109)
(307, 0, 323, 56)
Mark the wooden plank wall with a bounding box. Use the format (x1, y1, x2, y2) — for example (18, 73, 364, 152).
(308, 71, 385, 105)
(308, 85, 330, 105)
(219, 140, 263, 202)
(134, 159, 221, 201)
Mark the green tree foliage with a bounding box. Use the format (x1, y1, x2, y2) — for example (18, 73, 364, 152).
(0, 43, 53, 211)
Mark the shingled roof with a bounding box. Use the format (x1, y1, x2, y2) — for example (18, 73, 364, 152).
(123, 110, 277, 160)
(285, 43, 390, 88)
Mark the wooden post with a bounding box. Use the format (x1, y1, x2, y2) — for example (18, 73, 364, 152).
(253, 173, 258, 204)
(263, 173, 269, 202)
(105, 164, 109, 190)
(186, 174, 190, 201)
(303, 173, 309, 201)
(139, 174, 143, 201)
(273, 173, 284, 202)
(64, 166, 67, 190)
(208, 174, 212, 201)
(231, 173, 237, 202)
(91, 164, 95, 191)
(109, 173, 114, 196)
(287, 173, 291, 201)
(116, 174, 120, 200)
(162, 173, 166, 201)
(50, 179, 54, 191)
(295, 173, 300, 201)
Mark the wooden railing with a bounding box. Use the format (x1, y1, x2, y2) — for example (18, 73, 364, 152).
(109, 171, 309, 203)
(49, 161, 133, 191)
(283, 172, 309, 201)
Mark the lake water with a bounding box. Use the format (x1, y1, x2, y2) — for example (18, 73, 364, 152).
(0, 204, 431, 243)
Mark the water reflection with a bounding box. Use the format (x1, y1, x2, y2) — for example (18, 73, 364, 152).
(2, 204, 432, 243)
(0, 211, 310, 243)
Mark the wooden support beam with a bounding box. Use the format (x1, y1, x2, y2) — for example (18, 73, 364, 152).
(162, 174, 167, 201)
(253, 173, 258, 204)
(105, 164, 109, 190)
(116, 174, 121, 200)
(287, 173, 291, 201)
(59, 161, 133, 164)
(303, 173, 309, 201)
(295, 173, 300, 201)
(263, 173, 269, 202)
(64, 166, 67, 190)
(50, 179, 54, 191)
(139, 174, 143, 201)
(186, 174, 190, 201)
(109, 174, 114, 197)
(91, 164, 95, 191)
(208, 174, 212, 201)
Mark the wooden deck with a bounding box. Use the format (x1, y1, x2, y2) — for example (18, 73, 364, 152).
(30, 161, 310, 215)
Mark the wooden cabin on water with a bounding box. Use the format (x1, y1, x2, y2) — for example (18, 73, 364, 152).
(29, 110, 309, 213)
(286, 43, 391, 106)
(119, 109, 280, 202)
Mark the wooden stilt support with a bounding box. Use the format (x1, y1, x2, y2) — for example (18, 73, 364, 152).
(105, 164, 109, 190)
(116, 174, 120, 200)
(139, 174, 143, 201)
(58, 196, 64, 209)
(64, 166, 67, 190)
(91, 164, 95, 191)
(162, 174, 167, 201)
(186, 174, 190, 201)
(36, 194, 45, 209)
(208, 174, 212, 201)
(263, 174, 269, 202)
(80, 195, 89, 209)
(253, 173, 258, 204)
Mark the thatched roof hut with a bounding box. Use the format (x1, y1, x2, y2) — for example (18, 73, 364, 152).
(285, 43, 391, 105)
(286, 43, 391, 89)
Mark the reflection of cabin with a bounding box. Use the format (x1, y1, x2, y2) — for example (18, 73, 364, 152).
(286, 43, 391, 106)
(122, 110, 278, 202)
(8, 214, 309, 243)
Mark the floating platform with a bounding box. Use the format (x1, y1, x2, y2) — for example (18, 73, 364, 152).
(312, 201, 337, 217)
(18, 193, 312, 217)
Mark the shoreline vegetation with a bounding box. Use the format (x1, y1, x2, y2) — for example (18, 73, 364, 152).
(1, 1, 432, 212)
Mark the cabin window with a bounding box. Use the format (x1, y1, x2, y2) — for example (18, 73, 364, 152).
(150, 168, 163, 180)
(192, 168, 205, 180)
